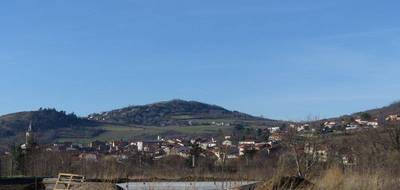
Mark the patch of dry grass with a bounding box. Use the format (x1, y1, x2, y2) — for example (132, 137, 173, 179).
(75, 182, 117, 190)
(313, 169, 400, 190)
(256, 167, 400, 190)
(312, 168, 399, 190)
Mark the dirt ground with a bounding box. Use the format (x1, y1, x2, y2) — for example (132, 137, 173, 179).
(74, 182, 119, 190)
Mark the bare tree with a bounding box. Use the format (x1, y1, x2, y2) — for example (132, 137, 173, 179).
(387, 122, 400, 152)
(282, 126, 321, 178)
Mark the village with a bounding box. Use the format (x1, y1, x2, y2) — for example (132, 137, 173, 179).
(2, 113, 398, 170)
(13, 125, 276, 165)
(0, 110, 400, 190)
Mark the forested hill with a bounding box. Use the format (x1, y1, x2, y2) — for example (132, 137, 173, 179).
(0, 108, 95, 136)
(355, 101, 400, 117)
(88, 99, 280, 126)
(314, 101, 400, 124)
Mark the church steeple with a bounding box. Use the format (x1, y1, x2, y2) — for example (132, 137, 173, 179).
(28, 121, 32, 132)
(25, 121, 34, 147)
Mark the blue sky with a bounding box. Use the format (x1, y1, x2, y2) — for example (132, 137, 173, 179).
(0, 0, 399, 120)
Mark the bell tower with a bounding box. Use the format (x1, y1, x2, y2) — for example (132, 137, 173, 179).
(25, 121, 34, 147)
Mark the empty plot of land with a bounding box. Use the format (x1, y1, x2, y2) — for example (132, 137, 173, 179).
(117, 181, 259, 190)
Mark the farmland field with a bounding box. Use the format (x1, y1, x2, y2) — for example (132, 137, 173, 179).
(55, 124, 236, 143)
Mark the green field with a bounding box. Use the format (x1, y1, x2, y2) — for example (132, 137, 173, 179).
(55, 124, 234, 143)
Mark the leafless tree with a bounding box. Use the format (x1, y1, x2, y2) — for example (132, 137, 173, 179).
(282, 126, 321, 178)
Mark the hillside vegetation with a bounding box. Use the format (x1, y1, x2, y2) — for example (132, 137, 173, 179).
(88, 99, 278, 126)
(0, 108, 100, 146)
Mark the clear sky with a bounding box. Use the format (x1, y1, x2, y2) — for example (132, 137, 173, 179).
(0, 0, 399, 120)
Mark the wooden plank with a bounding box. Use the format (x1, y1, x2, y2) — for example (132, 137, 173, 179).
(53, 173, 85, 190)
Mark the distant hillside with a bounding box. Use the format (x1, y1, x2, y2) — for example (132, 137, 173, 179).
(0, 108, 100, 144)
(356, 101, 400, 117)
(88, 99, 279, 126)
(315, 101, 400, 124)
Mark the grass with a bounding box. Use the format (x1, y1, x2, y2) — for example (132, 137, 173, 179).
(168, 115, 196, 120)
(54, 124, 235, 143)
(99, 124, 230, 135)
(312, 168, 400, 190)
(45, 119, 273, 146)
(166, 125, 228, 133)
(256, 167, 400, 190)
(56, 138, 92, 144)
(100, 125, 144, 132)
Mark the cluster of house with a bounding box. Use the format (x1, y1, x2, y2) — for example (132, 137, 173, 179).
(269, 114, 400, 135)
(303, 143, 357, 166)
(35, 135, 275, 164)
(265, 114, 399, 135)
(246, 125, 358, 166)
(288, 115, 397, 134)
(321, 117, 380, 132)
(385, 114, 400, 121)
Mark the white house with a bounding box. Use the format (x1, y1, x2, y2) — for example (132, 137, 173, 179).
(345, 124, 359, 131)
(367, 121, 379, 128)
(269, 127, 280, 133)
(386, 115, 400, 121)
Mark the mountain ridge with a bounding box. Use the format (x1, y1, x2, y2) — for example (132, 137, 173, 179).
(308, 101, 400, 125)
(88, 99, 277, 126)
